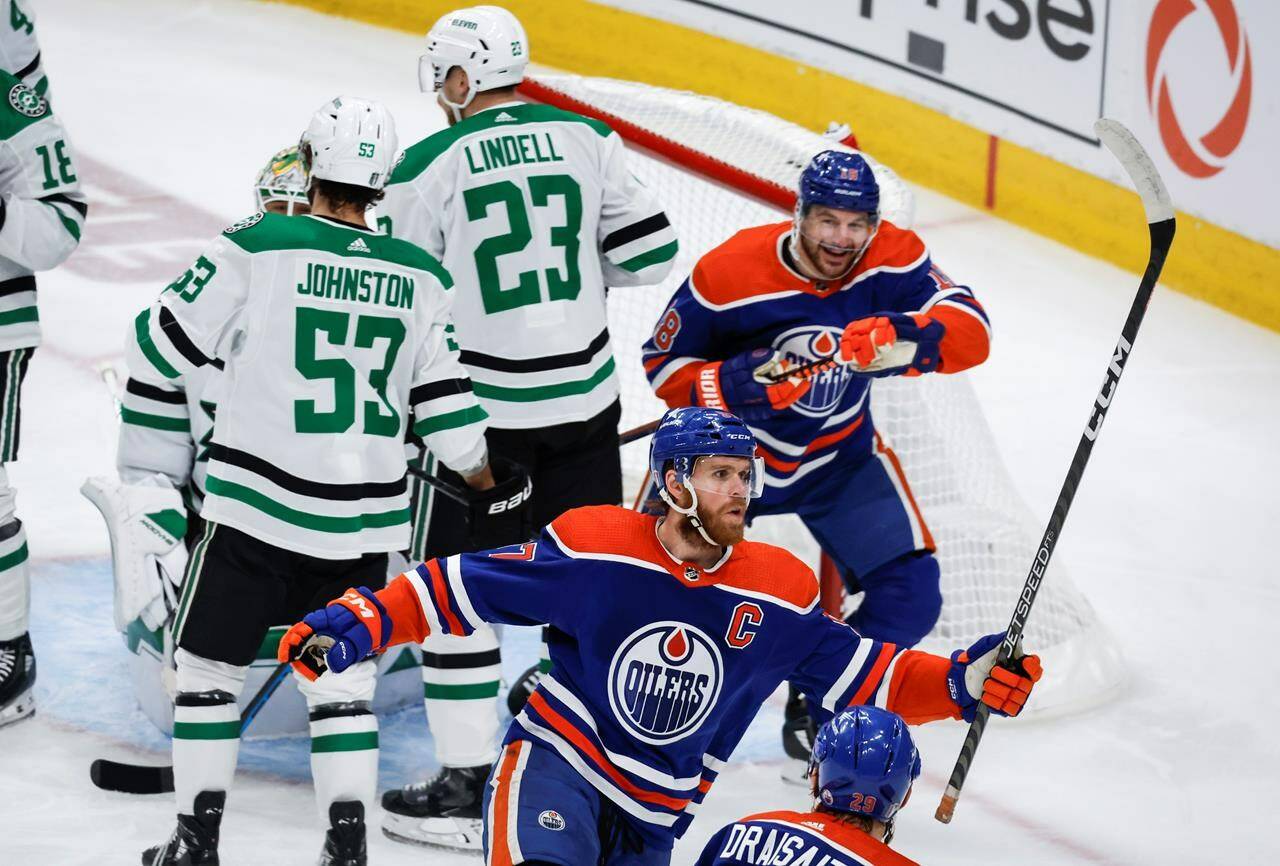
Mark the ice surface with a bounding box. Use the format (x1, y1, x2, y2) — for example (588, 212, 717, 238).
(2, 1, 1278, 863)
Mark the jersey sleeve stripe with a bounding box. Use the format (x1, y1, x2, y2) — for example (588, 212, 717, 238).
(821, 639, 873, 713)
(406, 567, 445, 639)
(872, 650, 905, 709)
(134, 309, 181, 380)
(158, 307, 214, 369)
(125, 377, 187, 404)
(412, 404, 488, 438)
(847, 643, 898, 707)
(602, 212, 672, 253)
(443, 554, 483, 632)
(409, 377, 473, 405)
(120, 407, 190, 432)
(646, 356, 704, 392)
(39, 192, 88, 219)
(617, 241, 679, 274)
(421, 559, 466, 636)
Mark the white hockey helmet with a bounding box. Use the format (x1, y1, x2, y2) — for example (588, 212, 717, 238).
(421, 6, 528, 120)
(299, 96, 397, 191)
(253, 145, 310, 214)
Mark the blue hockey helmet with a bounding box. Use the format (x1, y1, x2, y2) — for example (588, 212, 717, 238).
(649, 407, 763, 511)
(798, 150, 880, 218)
(810, 706, 921, 823)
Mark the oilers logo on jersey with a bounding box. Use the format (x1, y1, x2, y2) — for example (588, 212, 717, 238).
(608, 622, 724, 745)
(773, 325, 856, 416)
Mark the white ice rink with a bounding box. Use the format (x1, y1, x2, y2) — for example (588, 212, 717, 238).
(3, 1, 1279, 863)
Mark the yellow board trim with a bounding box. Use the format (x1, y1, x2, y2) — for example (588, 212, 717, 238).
(274, 0, 1279, 331)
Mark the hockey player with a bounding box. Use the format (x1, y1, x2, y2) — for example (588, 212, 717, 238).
(131, 96, 507, 866)
(0, 68, 86, 727)
(377, 5, 678, 844)
(641, 149, 990, 761)
(82, 146, 312, 726)
(280, 407, 1042, 865)
(694, 706, 924, 866)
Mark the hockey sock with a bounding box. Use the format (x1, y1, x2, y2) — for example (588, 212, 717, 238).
(422, 624, 501, 767)
(0, 518, 29, 641)
(301, 659, 379, 817)
(172, 649, 247, 815)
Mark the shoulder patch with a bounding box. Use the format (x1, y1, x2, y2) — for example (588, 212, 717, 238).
(8, 83, 46, 118)
(223, 212, 264, 234)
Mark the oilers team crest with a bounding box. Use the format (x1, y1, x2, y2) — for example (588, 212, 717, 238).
(774, 325, 856, 417)
(608, 621, 723, 745)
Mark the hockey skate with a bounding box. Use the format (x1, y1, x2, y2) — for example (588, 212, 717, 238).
(318, 800, 367, 866)
(141, 790, 224, 866)
(0, 632, 36, 728)
(780, 685, 817, 786)
(380, 764, 488, 851)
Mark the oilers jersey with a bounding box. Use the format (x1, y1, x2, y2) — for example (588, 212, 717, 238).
(695, 810, 920, 866)
(641, 222, 990, 513)
(375, 506, 964, 840)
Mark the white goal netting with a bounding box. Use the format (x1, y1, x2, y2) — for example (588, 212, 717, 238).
(523, 73, 1124, 716)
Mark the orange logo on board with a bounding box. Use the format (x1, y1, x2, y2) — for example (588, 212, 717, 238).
(1146, 0, 1252, 178)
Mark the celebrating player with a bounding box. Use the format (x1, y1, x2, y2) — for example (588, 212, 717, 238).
(82, 146, 312, 728)
(0, 68, 85, 727)
(377, 4, 678, 845)
(280, 407, 1042, 865)
(132, 97, 499, 866)
(695, 706, 923, 866)
(641, 149, 991, 760)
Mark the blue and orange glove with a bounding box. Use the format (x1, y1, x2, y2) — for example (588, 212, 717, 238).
(277, 586, 393, 681)
(839, 313, 944, 377)
(946, 633, 1043, 722)
(691, 348, 814, 422)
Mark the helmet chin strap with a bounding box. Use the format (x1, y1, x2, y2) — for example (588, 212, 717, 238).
(658, 483, 720, 547)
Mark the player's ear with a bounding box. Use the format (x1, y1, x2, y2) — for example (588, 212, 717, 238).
(663, 468, 684, 497)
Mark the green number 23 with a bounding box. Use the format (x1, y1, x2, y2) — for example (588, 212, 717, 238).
(463, 174, 582, 314)
(294, 308, 405, 437)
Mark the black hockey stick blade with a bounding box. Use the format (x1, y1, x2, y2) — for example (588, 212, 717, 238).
(90, 758, 174, 795)
(89, 662, 290, 795)
(935, 119, 1175, 824)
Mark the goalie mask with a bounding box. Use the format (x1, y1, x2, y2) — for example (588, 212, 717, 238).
(421, 6, 529, 122)
(253, 145, 310, 215)
(299, 96, 397, 192)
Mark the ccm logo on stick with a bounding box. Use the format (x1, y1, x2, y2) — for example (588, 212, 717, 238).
(726, 602, 764, 649)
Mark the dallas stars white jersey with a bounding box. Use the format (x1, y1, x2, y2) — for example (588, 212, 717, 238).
(0, 1, 47, 95)
(380, 101, 677, 429)
(117, 351, 219, 507)
(131, 212, 489, 559)
(0, 67, 84, 351)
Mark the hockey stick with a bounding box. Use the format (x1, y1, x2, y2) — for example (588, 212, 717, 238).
(407, 417, 663, 503)
(934, 119, 1175, 824)
(89, 661, 291, 795)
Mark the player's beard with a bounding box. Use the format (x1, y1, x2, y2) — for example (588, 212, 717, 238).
(798, 233, 858, 281)
(675, 498, 747, 548)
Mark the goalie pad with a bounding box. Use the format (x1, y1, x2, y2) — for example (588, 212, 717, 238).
(81, 474, 189, 632)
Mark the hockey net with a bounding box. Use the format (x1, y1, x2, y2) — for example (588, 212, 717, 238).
(519, 73, 1124, 716)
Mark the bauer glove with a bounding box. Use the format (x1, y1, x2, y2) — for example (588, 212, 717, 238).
(277, 586, 392, 681)
(946, 633, 1043, 721)
(839, 312, 944, 377)
(692, 348, 818, 422)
